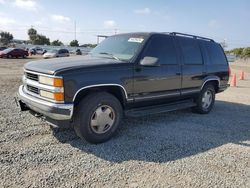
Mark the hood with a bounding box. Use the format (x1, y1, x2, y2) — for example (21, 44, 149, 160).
(24, 55, 124, 75)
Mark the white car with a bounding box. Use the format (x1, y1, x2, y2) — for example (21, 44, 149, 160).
(43, 49, 69, 58)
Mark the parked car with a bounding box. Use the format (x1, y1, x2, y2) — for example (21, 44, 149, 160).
(17, 32, 229, 144)
(0, 48, 28, 58)
(29, 47, 46, 55)
(75, 49, 82, 55)
(43, 49, 69, 58)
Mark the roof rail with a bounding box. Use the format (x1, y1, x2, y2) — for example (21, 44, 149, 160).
(169, 32, 214, 42)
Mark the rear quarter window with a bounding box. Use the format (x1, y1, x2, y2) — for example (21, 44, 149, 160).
(204, 42, 227, 65)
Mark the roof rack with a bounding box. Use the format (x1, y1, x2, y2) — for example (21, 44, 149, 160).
(169, 32, 214, 42)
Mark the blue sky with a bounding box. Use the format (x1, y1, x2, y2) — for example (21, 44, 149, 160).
(0, 0, 249, 49)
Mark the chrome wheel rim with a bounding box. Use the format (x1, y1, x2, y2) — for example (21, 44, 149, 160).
(90, 105, 115, 134)
(202, 90, 212, 109)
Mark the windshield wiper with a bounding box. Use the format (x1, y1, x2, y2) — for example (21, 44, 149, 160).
(98, 52, 120, 61)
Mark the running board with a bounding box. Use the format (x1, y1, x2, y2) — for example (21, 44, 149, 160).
(125, 99, 196, 117)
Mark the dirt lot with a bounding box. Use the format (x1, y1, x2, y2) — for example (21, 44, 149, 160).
(0, 57, 250, 188)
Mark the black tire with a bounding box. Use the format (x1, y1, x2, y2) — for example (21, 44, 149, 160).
(74, 92, 123, 144)
(192, 84, 215, 114)
(7, 55, 12, 58)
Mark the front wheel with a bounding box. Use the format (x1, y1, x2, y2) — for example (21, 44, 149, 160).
(74, 92, 123, 144)
(192, 84, 215, 114)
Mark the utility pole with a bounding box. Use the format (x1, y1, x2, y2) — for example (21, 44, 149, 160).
(74, 20, 76, 50)
(74, 20, 76, 41)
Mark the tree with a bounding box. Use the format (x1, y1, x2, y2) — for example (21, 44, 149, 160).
(51, 39, 63, 46)
(28, 28, 37, 42)
(80, 43, 97, 48)
(27, 27, 50, 45)
(232, 48, 244, 57)
(0, 31, 13, 45)
(70, 40, 79, 47)
(242, 47, 250, 58)
(33, 34, 50, 45)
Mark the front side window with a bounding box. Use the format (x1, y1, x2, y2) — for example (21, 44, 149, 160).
(91, 34, 148, 61)
(142, 35, 178, 65)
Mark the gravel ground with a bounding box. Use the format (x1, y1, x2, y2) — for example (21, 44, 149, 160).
(0, 57, 250, 188)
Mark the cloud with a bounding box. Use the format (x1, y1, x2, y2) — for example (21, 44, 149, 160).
(103, 20, 116, 29)
(134, 8, 151, 15)
(51, 14, 71, 23)
(0, 17, 16, 26)
(13, 0, 38, 11)
(0, 0, 5, 4)
(208, 19, 220, 28)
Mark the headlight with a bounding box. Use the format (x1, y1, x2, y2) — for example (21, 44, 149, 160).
(40, 90, 64, 101)
(39, 76, 63, 87)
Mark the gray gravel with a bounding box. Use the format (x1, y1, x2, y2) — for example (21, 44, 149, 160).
(0, 57, 250, 188)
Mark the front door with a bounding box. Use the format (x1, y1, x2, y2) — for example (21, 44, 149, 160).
(133, 34, 181, 102)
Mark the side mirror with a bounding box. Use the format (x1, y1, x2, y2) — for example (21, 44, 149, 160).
(140, 56, 160, 67)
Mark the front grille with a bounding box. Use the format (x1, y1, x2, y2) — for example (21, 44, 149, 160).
(27, 85, 39, 94)
(26, 72, 39, 81)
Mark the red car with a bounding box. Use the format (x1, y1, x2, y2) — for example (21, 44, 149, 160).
(0, 48, 29, 58)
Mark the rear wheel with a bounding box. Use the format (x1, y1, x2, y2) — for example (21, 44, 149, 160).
(7, 55, 12, 58)
(74, 92, 123, 144)
(192, 84, 215, 114)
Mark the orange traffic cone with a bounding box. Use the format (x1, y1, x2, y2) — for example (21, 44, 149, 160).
(239, 70, 245, 80)
(230, 73, 237, 87)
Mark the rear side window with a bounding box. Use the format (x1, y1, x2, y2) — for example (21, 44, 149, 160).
(142, 35, 178, 65)
(178, 37, 203, 65)
(205, 42, 227, 64)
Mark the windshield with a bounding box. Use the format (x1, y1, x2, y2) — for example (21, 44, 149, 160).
(91, 34, 147, 61)
(2, 48, 14, 53)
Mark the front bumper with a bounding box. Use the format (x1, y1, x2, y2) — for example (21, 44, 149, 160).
(17, 85, 73, 120)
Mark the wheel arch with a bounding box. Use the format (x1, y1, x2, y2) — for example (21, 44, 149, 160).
(201, 77, 220, 93)
(73, 84, 128, 108)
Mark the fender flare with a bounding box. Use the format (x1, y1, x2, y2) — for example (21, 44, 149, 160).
(72, 84, 129, 102)
(201, 76, 220, 90)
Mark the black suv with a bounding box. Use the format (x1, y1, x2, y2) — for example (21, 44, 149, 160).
(17, 32, 229, 143)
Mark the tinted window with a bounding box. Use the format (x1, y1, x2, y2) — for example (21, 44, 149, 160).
(205, 42, 227, 64)
(142, 35, 178, 65)
(178, 37, 203, 64)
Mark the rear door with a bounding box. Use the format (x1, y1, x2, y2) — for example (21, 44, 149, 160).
(133, 34, 181, 102)
(176, 36, 205, 95)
